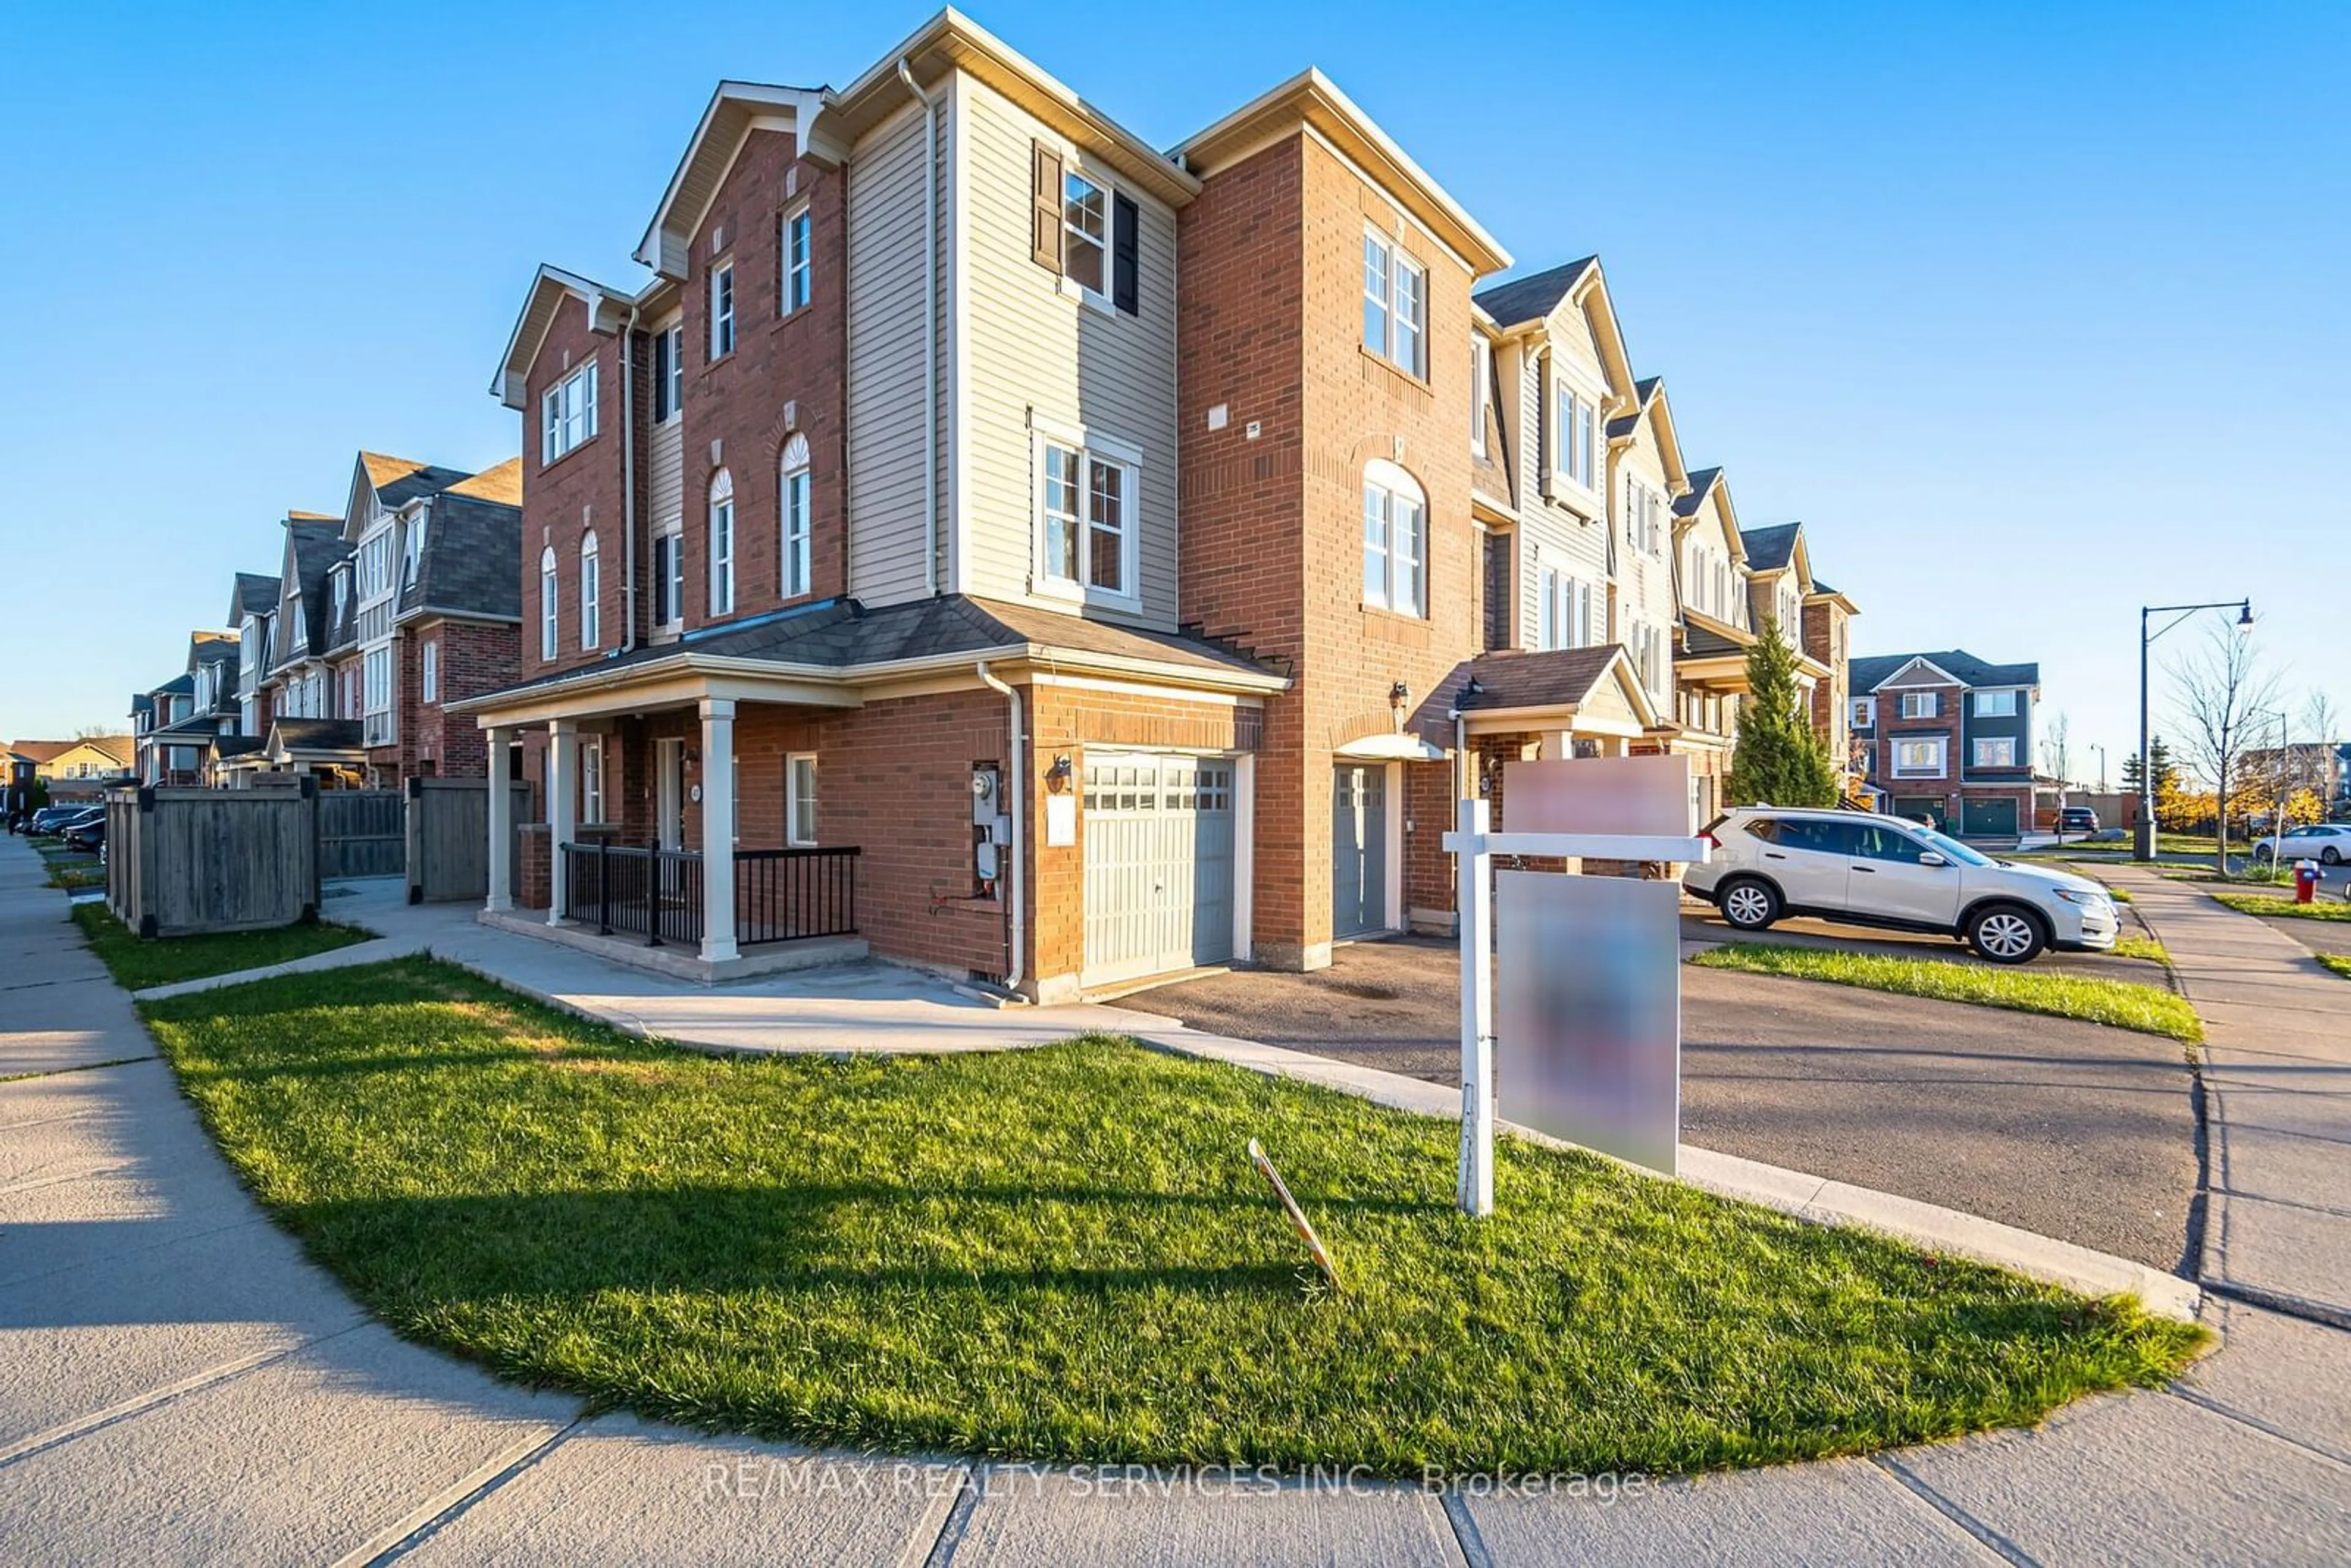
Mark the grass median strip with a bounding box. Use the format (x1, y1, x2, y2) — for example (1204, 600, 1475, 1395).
(72, 902, 370, 990)
(2319, 955, 2351, 981)
(2208, 891, 2351, 923)
(139, 957, 2202, 1477)
(1689, 943, 2202, 1043)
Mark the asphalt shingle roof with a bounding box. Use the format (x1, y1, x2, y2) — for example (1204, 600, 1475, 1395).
(287, 520, 353, 656)
(1674, 465, 1723, 518)
(1850, 650, 2041, 692)
(1739, 523, 1802, 572)
(1452, 646, 1622, 713)
(405, 492, 522, 621)
(1471, 257, 1599, 328)
(470, 595, 1277, 705)
(232, 572, 281, 617)
(271, 718, 365, 752)
(362, 452, 474, 509)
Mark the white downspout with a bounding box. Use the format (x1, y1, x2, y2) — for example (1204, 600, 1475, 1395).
(898, 58, 943, 597)
(976, 661, 1024, 991)
(621, 302, 640, 652)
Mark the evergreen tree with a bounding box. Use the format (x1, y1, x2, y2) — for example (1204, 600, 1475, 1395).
(1727, 617, 1839, 807)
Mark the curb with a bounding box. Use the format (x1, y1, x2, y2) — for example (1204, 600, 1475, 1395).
(1119, 1015, 2204, 1324)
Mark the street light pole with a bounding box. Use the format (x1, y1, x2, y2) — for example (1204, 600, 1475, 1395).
(2136, 598, 2255, 863)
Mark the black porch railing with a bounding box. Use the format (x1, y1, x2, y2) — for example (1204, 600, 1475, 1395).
(558, 843, 858, 948)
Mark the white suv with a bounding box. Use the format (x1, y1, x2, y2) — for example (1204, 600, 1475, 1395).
(1685, 807, 2119, 964)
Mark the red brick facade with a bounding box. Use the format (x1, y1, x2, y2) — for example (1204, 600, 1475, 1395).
(1177, 135, 1484, 967)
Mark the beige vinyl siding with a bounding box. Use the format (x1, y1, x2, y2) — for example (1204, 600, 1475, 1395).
(1510, 341, 1608, 650)
(650, 417, 683, 530)
(846, 97, 936, 605)
(951, 71, 1180, 629)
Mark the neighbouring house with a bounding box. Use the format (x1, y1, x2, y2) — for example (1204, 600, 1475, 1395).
(260, 510, 364, 784)
(1849, 650, 2042, 839)
(5, 736, 135, 801)
(129, 633, 244, 786)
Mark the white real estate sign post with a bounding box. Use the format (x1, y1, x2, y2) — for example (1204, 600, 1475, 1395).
(1442, 757, 1709, 1216)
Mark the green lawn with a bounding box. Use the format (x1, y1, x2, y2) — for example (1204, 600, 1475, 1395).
(2319, 955, 2351, 981)
(138, 959, 2203, 1477)
(2108, 934, 2168, 965)
(1690, 943, 2202, 1043)
(72, 903, 371, 989)
(2208, 891, 2351, 923)
(45, 858, 105, 891)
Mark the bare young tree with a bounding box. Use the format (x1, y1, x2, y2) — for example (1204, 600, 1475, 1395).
(2304, 690, 2342, 800)
(2169, 623, 2282, 872)
(2042, 711, 2074, 837)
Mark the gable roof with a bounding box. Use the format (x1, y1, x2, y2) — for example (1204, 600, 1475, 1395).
(230, 572, 280, 620)
(1853, 650, 2040, 692)
(491, 264, 634, 409)
(1176, 67, 1507, 275)
(282, 519, 353, 661)
(1472, 257, 1598, 329)
(361, 452, 473, 511)
(403, 491, 523, 621)
(443, 456, 523, 506)
(1739, 522, 1802, 572)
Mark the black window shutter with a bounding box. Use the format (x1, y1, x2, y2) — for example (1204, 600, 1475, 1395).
(1112, 194, 1139, 314)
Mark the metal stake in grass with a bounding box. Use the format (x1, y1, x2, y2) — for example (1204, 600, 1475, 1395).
(1248, 1138, 1340, 1292)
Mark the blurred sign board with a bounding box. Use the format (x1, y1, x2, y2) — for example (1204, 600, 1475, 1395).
(1496, 871, 1681, 1176)
(1503, 754, 1692, 838)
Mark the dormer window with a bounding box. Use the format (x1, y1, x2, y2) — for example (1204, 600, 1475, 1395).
(403, 512, 427, 588)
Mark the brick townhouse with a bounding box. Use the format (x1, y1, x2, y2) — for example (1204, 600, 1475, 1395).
(1849, 650, 2041, 839)
(452, 8, 1859, 992)
(217, 459, 523, 788)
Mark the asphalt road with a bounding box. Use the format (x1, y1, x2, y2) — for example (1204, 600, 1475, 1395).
(1112, 936, 2201, 1271)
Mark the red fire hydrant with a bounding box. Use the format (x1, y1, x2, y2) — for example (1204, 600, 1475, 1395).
(2295, 860, 2321, 905)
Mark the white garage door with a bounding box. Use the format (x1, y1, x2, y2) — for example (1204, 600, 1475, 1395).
(1082, 754, 1237, 987)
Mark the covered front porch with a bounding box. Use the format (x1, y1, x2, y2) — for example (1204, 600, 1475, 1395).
(476, 675, 871, 981)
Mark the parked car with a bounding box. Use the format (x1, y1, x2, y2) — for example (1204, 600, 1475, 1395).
(1688, 806, 2119, 964)
(2251, 823, 2351, 866)
(2057, 806, 2099, 833)
(61, 816, 105, 852)
(42, 806, 102, 837)
(28, 805, 90, 836)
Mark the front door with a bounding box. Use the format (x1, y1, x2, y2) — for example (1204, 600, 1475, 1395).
(656, 738, 685, 895)
(1332, 764, 1389, 939)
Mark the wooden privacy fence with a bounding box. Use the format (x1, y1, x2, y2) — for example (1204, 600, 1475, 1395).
(106, 784, 320, 937)
(407, 778, 532, 904)
(317, 790, 406, 879)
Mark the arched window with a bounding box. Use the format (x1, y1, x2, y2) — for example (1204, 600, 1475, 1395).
(579, 531, 601, 649)
(779, 434, 811, 599)
(1360, 458, 1427, 617)
(539, 547, 558, 661)
(708, 468, 735, 615)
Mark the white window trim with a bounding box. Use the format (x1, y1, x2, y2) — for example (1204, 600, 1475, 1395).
(651, 520, 684, 632)
(708, 259, 736, 360)
(1029, 416, 1142, 610)
(1852, 697, 1875, 728)
(654, 321, 684, 424)
(1973, 689, 2020, 717)
(1974, 737, 2018, 768)
(1469, 336, 1490, 457)
(540, 361, 598, 465)
(780, 435, 812, 599)
(1361, 457, 1428, 618)
(1058, 164, 1114, 308)
(1550, 367, 1603, 495)
(420, 640, 438, 705)
(579, 532, 601, 650)
(1892, 737, 1948, 778)
(780, 203, 812, 316)
(580, 736, 606, 826)
(539, 548, 558, 662)
(786, 752, 817, 846)
(1901, 691, 1940, 719)
(1361, 227, 1428, 379)
(709, 471, 736, 616)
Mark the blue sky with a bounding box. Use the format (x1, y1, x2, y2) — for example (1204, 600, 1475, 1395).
(3, 2, 2344, 779)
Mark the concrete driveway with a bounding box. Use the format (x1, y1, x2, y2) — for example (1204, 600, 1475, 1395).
(1110, 937, 2201, 1270)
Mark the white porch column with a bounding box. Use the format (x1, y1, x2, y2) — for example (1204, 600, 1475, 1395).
(546, 719, 575, 925)
(485, 726, 514, 913)
(699, 697, 738, 963)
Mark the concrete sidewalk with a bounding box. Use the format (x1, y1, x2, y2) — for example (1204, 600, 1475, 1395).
(7, 839, 2347, 1562)
(2104, 868, 2351, 1330)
